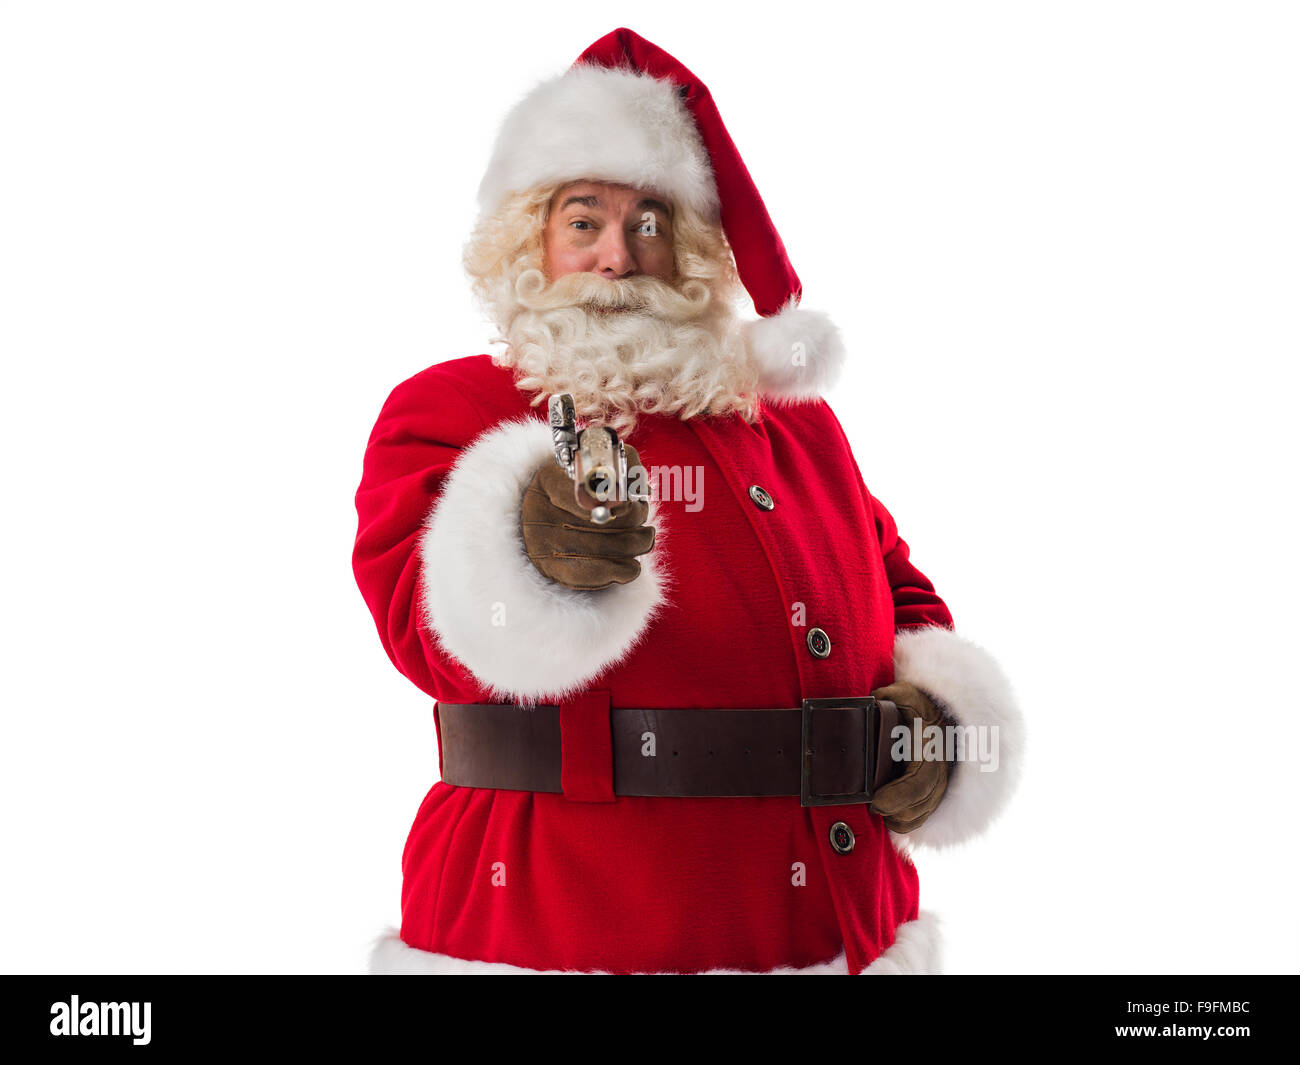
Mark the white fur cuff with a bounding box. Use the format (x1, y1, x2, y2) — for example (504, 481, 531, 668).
(418, 417, 666, 701)
(890, 626, 1024, 850)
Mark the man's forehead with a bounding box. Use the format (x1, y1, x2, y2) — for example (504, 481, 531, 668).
(553, 181, 673, 217)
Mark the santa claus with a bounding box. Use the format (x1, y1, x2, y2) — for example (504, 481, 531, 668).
(352, 28, 1023, 974)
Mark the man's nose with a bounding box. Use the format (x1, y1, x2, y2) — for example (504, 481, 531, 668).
(595, 227, 637, 278)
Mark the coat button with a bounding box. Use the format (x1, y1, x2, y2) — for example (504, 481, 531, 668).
(829, 821, 855, 854)
(806, 627, 832, 659)
(748, 485, 775, 511)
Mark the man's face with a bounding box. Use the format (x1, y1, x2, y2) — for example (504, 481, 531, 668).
(543, 181, 675, 284)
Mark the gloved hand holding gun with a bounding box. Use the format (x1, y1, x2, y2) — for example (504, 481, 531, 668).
(520, 394, 656, 590)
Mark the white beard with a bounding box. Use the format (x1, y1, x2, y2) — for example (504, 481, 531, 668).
(491, 268, 759, 435)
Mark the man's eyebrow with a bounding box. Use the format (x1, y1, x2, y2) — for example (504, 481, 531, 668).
(559, 195, 601, 210)
(637, 198, 673, 219)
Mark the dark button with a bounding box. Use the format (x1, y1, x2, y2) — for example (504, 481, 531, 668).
(806, 627, 831, 659)
(829, 821, 855, 855)
(748, 485, 775, 511)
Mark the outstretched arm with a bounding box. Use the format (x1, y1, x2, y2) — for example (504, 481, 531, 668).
(353, 365, 667, 704)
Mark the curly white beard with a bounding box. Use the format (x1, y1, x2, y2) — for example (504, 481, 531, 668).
(492, 267, 760, 435)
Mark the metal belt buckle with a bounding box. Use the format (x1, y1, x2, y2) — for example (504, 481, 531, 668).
(800, 696, 879, 807)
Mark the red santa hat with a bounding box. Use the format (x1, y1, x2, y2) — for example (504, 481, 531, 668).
(476, 27, 845, 400)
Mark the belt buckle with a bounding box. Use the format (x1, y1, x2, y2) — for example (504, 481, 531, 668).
(800, 696, 879, 807)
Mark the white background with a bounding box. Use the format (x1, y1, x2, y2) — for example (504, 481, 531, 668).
(2, 0, 1296, 974)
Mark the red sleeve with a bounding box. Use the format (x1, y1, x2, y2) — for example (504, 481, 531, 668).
(820, 402, 954, 634)
(868, 491, 955, 633)
(352, 367, 486, 698)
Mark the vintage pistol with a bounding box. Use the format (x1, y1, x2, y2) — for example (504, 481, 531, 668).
(547, 393, 647, 524)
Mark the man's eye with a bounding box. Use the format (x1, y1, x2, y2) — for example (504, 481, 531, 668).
(570, 220, 593, 231)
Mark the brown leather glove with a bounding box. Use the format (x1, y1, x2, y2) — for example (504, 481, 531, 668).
(521, 444, 656, 591)
(869, 681, 951, 833)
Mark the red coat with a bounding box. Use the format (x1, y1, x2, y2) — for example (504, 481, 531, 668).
(353, 354, 1015, 974)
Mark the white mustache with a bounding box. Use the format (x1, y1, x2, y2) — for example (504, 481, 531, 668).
(512, 268, 713, 322)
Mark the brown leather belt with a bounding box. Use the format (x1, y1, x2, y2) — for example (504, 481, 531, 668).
(436, 697, 904, 807)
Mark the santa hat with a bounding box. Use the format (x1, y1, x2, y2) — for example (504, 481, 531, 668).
(476, 27, 845, 400)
